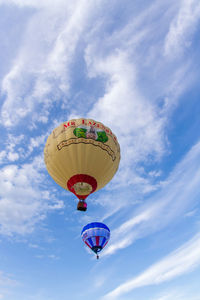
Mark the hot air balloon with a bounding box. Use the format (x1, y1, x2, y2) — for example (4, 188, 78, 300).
(81, 222, 110, 259)
(44, 118, 120, 211)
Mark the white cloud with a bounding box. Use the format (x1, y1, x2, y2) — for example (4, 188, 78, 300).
(85, 48, 166, 188)
(102, 232, 200, 299)
(103, 140, 200, 256)
(184, 209, 198, 218)
(48, 254, 59, 260)
(0, 0, 66, 8)
(0, 156, 64, 235)
(27, 133, 48, 156)
(0, 151, 6, 163)
(0, 0, 101, 127)
(164, 0, 200, 57)
(152, 292, 183, 300)
(151, 289, 200, 300)
(0, 0, 196, 141)
(28, 243, 41, 249)
(7, 152, 19, 161)
(0, 134, 25, 163)
(83, 1, 196, 193)
(0, 270, 17, 286)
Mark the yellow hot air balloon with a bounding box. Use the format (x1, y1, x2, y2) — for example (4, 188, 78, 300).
(44, 118, 120, 211)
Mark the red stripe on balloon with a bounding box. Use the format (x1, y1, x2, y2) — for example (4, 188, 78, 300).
(85, 240, 92, 249)
(96, 236, 100, 246)
(67, 174, 97, 200)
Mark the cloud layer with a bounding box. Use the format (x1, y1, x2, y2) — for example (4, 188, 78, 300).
(103, 140, 200, 256)
(103, 232, 200, 299)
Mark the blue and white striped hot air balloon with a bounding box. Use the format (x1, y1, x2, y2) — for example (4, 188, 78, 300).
(81, 222, 110, 259)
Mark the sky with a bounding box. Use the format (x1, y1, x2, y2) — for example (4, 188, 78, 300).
(0, 0, 200, 299)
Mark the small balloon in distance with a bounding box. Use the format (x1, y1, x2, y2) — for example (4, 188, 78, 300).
(81, 222, 110, 259)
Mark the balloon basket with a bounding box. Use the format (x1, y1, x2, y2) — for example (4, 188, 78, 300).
(77, 200, 87, 211)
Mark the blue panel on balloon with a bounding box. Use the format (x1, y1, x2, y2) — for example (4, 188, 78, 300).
(81, 222, 110, 234)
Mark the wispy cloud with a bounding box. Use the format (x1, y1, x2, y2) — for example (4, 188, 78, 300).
(103, 140, 200, 256)
(0, 270, 18, 286)
(0, 156, 64, 235)
(164, 0, 200, 57)
(82, 0, 197, 193)
(85, 46, 167, 195)
(151, 289, 200, 300)
(0, 0, 65, 7)
(0, 0, 101, 127)
(102, 232, 200, 299)
(0, 270, 18, 300)
(0, 0, 195, 133)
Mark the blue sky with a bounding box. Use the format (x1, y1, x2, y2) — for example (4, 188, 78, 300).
(0, 0, 200, 299)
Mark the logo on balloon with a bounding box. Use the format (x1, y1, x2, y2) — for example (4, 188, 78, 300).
(73, 126, 108, 143)
(56, 121, 116, 161)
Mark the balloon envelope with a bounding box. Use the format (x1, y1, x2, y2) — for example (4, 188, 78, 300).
(81, 222, 110, 258)
(44, 118, 120, 210)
